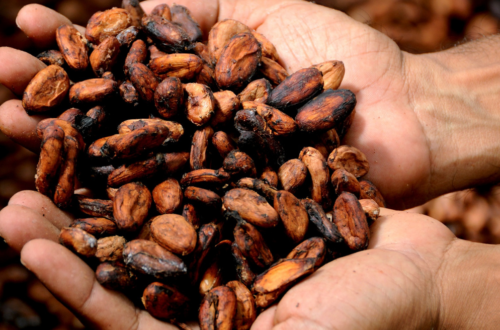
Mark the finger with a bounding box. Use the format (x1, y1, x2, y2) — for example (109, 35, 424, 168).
(0, 99, 45, 153)
(20, 239, 178, 330)
(0, 48, 46, 96)
(272, 317, 328, 330)
(9, 190, 74, 228)
(16, 4, 72, 48)
(0, 205, 60, 252)
(251, 305, 277, 330)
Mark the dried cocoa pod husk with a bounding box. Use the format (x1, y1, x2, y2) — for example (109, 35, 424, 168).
(117, 119, 184, 145)
(182, 203, 201, 230)
(244, 102, 297, 137)
(149, 44, 168, 60)
(171, 5, 202, 43)
(199, 286, 237, 330)
(113, 182, 152, 232)
(223, 188, 279, 228)
(231, 243, 256, 287)
(223, 150, 257, 178)
(129, 63, 159, 102)
(252, 258, 316, 309)
(234, 220, 274, 268)
(124, 39, 147, 76)
(268, 68, 323, 111)
(116, 26, 139, 47)
(23, 65, 70, 113)
(212, 131, 237, 159)
(103, 124, 170, 160)
(37, 50, 66, 67)
(238, 78, 271, 104)
(142, 282, 190, 321)
(296, 89, 356, 133)
(90, 36, 121, 77)
(121, 0, 145, 28)
(190, 126, 214, 170)
(259, 57, 288, 87)
(35, 125, 65, 196)
(199, 258, 224, 296)
(150, 214, 197, 256)
(193, 42, 212, 67)
(185, 83, 216, 126)
(56, 25, 89, 71)
(278, 159, 307, 194)
(153, 178, 183, 214)
(252, 31, 278, 61)
(226, 281, 257, 330)
(196, 63, 218, 89)
(69, 79, 118, 104)
(142, 15, 191, 52)
(95, 235, 126, 262)
(187, 222, 220, 284)
(119, 80, 139, 106)
(333, 192, 369, 251)
(215, 32, 262, 91)
(274, 191, 309, 243)
(58, 108, 84, 125)
(107, 153, 164, 187)
(359, 199, 380, 221)
(286, 237, 326, 267)
(331, 168, 361, 196)
(59, 227, 97, 258)
(359, 180, 386, 208)
(150, 54, 203, 81)
(299, 147, 332, 209)
(208, 19, 251, 66)
(151, 3, 172, 20)
(53, 136, 79, 208)
(235, 178, 278, 204)
(123, 239, 188, 278)
(75, 195, 114, 219)
(86, 8, 133, 45)
(184, 186, 221, 209)
(155, 77, 183, 119)
(70, 217, 117, 237)
(301, 198, 343, 244)
(327, 145, 369, 178)
(313, 60, 345, 90)
(180, 169, 231, 187)
(260, 167, 278, 188)
(96, 262, 135, 291)
(210, 90, 240, 128)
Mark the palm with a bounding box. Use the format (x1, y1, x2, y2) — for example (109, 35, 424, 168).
(0, 0, 440, 329)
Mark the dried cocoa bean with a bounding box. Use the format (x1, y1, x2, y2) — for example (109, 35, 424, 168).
(86, 8, 133, 44)
(299, 147, 332, 209)
(121, 0, 145, 28)
(59, 227, 97, 258)
(226, 281, 257, 330)
(193, 42, 212, 67)
(359, 180, 386, 207)
(23, 65, 70, 113)
(199, 286, 237, 330)
(90, 36, 121, 77)
(150, 214, 197, 256)
(129, 63, 159, 102)
(359, 199, 380, 221)
(184, 186, 221, 209)
(234, 220, 274, 268)
(333, 192, 369, 251)
(124, 39, 147, 76)
(37, 50, 65, 67)
(119, 80, 139, 106)
(196, 64, 217, 89)
(107, 153, 164, 187)
(212, 131, 237, 159)
(185, 83, 216, 126)
(113, 182, 152, 232)
(286, 237, 326, 267)
(223, 150, 257, 178)
(150, 3, 172, 20)
(278, 159, 307, 194)
(155, 77, 183, 119)
(181, 169, 231, 187)
(190, 126, 214, 170)
(231, 243, 256, 287)
(210, 90, 240, 128)
(35, 125, 65, 196)
(199, 259, 224, 296)
(152, 178, 183, 214)
(58, 108, 84, 125)
(142, 282, 190, 321)
(260, 167, 278, 188)
(56, 25, 89, 71)
(208, 19, 251, 66)
(331, 168, 361, 196)
(70, 217, 118, 237)
(238, 78, 271, 104)
(171, 5, 203, 42)
(187, 222, 220, 284)
(182, 203, 201, 230)
(149, 54, 203, 81)
(223, 188, 279, 228)
(301, 198, 343, 244)
(313, 60, 345, 90)
(149, 45, 168, 60)
(75, 195, 114, 219)
(327, 145, 369, 178)
(274, 191, 309, 243)
(96, 262, 135, 290)
(252, 31, 279, 61)
(142, 15, 191, 52)
(95, 236, 126, 262)
(69, 79, 117, 104)
(53, 135, 79, 208)
(259, 57, 288, 87)
(117, 119, 184, 145)
(116, 26, 139, 47)
(235, 178, 278, 204)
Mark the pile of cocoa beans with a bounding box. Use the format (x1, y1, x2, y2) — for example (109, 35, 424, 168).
(22, 1, 385, 328)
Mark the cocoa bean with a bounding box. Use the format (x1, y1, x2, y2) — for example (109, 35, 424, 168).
(223, 150, 257, 178)
(113, 182, 152, 232)
(59, 227, 97, 258)
(331, 168, 361, 196)
(150, 54, 203, 81)
(58, 108, 84, 125)
(116, 26, 139, 47)
(327, 145, 369, 178)
(23, 65, 70, 113)
(210, 90, 240, 128)
(171, 5, 203, 43)
(252, 31, 279, 61)
(37, 50, 65, 67)
(75, 195, 114, 219)
(313, 60, 345, 90)
(150, 4, 172, 20)
(184, 186, 221, 209)
(119, 80, 139, 106)
(187, 222, 220, 284)
(301, 198, 343, 244)
(199, 259, 224, 296)
(142, 15, 191, 52)
(243, 102, 297, 137)
(180, 169, 231, 187)
(190, 126, 214, 170)
(223, 188, 279, 228)
(150, 214, 197, 256)
(286, 237, 326, 267)
(299, 147, 332, 209)
(53, 135, 79, 208)
(124, 39, 147, 76)
(90, 36, 121, 77)
(56, 25, 89, 71)
(154, 77, 183, 119)
(212, 131, 237, 159)
(69, 79, 118, 104)
(333, 192, 370, 251)
(96, 262, 135, 290)
(208, 19, 251, 66)
(107, 153, 164, 187)
(234, 220, 274, 268)
(359, 180, 386, 207)
(86, 8, 133, 44)
(152, 178, 183, 214)
(149, 45, 168, 60)
(35, 125, 65, 197)
(359, 199, 380, 221)
(185, 83, 216, 126)
(226, 281, 257, 330)
(278, 159, 307, 194)
(231, 243, 256, 287)
(199, 286, 237, 330)
(121, 0, 145, 28)
(274, 191, 309, 243)
(259, 57, 288, 87)
(193, 42, 212, 67)
(238, 78, 271, 104)
(70, 217, 118, 237)
(95, 236, 126, 262)
(142, 282, 190, 321)
(182, 203, 201, 230)
(260, 167, 278, 189)
(235, 178, 278, 204)
(129, 63, 159, 102)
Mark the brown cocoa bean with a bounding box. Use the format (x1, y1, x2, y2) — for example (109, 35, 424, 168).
(243, 102, 297, 137)
(333, 192, 369, 251)
(149, 54, 203, 81)
(116, 26, 139, 47)
(313, 60, 345, 90)
(208, 19, 251, 66)
(149, 45, 168, 60)
(199, 259, 224, 296)
(119, 80, 139, 106)
(59, 227, 97, 258)
(259, 57, 288, 87)
(129, 63, 159, 102)
(268, 68, 323, 111)
(234, 220, 274, 268)
(58, 108, 84, 125)
(199, 286, 237, 330)
(152, 178, 183, 214)
(123, 239, 187, 278)
(252, 31, 279, 61)
(193, 42, 212, 66)
(95, 236, 126, 262)
(69, 79, 117, 104)
(226, 281, 257, 330)
(56, 25, 89, 71)
(359, 198, 380, 221)
(301, 198, 343, 244)
(299, 147, 332, 209)
(231, 243, 256, 287)
(107, 153, 164, 187)
(359, 180, 386, 207)
(86, 8, 132, 44)
(278, 159, 307, 194)
(286, 237, 326, 267)
(150, 214, 197, 256)
(181, 169, 231, 187)
(142, 15, 191, 52)
(70, 217, 118, 237)
(223, 150, 257, 178)
(155, 77, 183, 119)
(184, 186, 221, 209)
(121, 0, 145, 28)
(190, 126, 214, 170)
(274, 191, 309, 243)
(187, 222, 220, 284)
(223, 188, 279, 228)
(113, 182, 152, 232)
(142, 282, 190, 321)
(37, 50, 66, 67)
(185, 83, 216, 126)
(75, 195, 114, 219)
(215, 32, 261, 91)
(182, 203, 201, 230)
(117, 119, 184, 145)
(96, 262, 135, 290)
(150, 3, 172, 20)
(310, 128, 340, 159)
(235, 178, 278, 204)
(35, 125, 65, 197)
(124, 39, 147, 76)
(196, 63, 218, 89)
(331, 168, 361, 196)
(53, 136, 79, 208)
(210, 90, 240, 128)
(171, 5, 202, 43)
(238, 78, 271, 104)
(327, 145, 369, 178)
(90, 36, 121, 77)
(296, 89, 356, 133)
(212, 131, 237, 159)
(23, 65, 70, 113)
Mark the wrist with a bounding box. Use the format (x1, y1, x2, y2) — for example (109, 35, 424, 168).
(438, 240, 500, 328)
(405, 44, 500, 199)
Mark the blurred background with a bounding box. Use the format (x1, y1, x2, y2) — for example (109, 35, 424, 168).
(1, 0, 500, 328)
